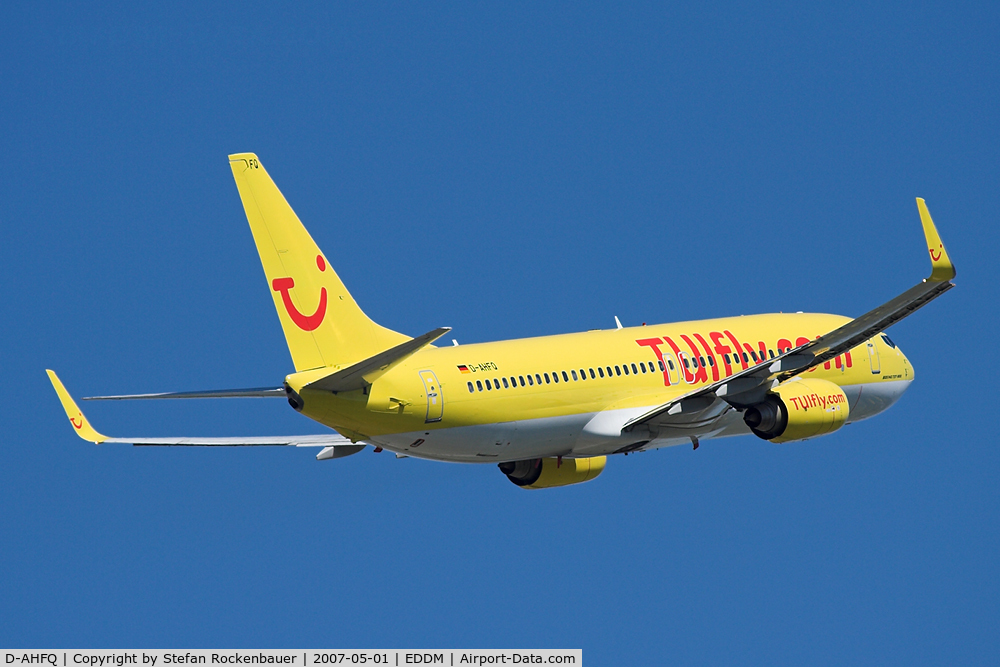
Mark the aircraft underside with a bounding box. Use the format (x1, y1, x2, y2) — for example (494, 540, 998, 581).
(369, 379, 912, 464)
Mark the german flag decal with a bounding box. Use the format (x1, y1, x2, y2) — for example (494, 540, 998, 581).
(457, 365, 471, 374)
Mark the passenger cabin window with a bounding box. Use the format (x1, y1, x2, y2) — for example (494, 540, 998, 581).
(742, 352, 749, 362)
(486, 379, 492, 390)
(527, 375, 534, 386)
(579, 369, 586, 380)
(536, 374, 542, 385)
(750, 350, 758, 362)
(468, 381, 474, 393)
(724, 354, 731, 364)
(519, 376, 525, 387)
(589, 368, 596, 379)
(476, 380, 483, 391)
(698, 356, 705, 367)
(631, 363, 638, 374)
(707, 356, 715, 367)
(683, 357, 690, 369)
(623, 364, 630, 375)
(598, 367, 605, 378)
(571, 370, 578, 381)
(553, 372, 560, 383)
(615, 366, 621, 376)
(768, 349, 775, 358)
(510, 376, 516, 387)
(502, 377, 509, 388)
(639, 363, 646, 373)
(544, 373, 551, 384)
(668, 359, 675, 370)
(657, 360, 664, 372)
(562, 371, 570, 382)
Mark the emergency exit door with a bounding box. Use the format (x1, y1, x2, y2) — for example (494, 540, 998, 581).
(419, 370, 444, 423)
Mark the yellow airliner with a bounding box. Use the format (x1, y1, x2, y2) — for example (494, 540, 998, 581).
(47, 154, 957, 489)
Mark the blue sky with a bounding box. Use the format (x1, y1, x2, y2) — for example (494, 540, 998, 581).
(2, 1, 998, 663)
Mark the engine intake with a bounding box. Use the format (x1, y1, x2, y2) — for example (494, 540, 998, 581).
(499, 456, 606, 489)
(744, 377, 850, 443)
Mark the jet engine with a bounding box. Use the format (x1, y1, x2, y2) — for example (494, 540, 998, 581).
(498, 456, 606, 489)
(743, 377, 850, 443)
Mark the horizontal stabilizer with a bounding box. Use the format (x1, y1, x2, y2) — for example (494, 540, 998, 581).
(304, 326, 451, 393)
(84, 387, 285, 400)
(47, 370, 363, 451)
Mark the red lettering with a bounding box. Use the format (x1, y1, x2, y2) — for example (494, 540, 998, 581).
(636, 337, 671, 386)
(710, 331, 734, 377)
(692, 333, 720, 382)
(663, 336, 695, 384)
(680, 334, 708, 383)
(724, 330, 749, 370)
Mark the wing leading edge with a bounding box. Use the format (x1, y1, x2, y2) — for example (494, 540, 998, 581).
(624, 198, 956, 431)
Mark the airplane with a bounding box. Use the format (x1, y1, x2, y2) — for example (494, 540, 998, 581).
(47, 153, 956, 489)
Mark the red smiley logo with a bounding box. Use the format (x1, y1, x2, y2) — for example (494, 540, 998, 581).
(70, 413, 83, 429)
(271, 255, 328, 331)
(929, 244, 943, 262)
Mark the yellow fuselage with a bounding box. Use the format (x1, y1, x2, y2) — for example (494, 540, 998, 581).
(288, 312, 911, 462)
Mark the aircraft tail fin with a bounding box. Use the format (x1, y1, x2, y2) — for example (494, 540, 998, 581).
(228, 153, 408, 372)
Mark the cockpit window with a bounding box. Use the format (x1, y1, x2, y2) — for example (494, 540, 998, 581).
(881, 334, 897, 349)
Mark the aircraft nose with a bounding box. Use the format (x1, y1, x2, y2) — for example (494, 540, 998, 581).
(900, 346, 915, 382)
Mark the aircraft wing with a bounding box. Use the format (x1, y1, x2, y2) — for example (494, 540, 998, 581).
(624, 198, 956, 432)
(46, 370, 366, 459)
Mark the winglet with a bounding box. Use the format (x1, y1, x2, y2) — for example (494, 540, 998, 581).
(917, 198, 956, 282)
(46, 370, 107, 444)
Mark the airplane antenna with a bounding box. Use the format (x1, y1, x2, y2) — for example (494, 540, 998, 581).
(452, 339, 460, 346)
(614, 316, 623, 329)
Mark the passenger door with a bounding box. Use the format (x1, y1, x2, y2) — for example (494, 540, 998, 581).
(418, 370, 444, 423)
(866, 339, 881, 375)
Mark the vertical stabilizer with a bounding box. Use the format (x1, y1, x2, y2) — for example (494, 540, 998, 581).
(228, 153, 408, 371)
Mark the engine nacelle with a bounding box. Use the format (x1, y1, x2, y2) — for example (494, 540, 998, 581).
(498, 456, 606, 489)
(743, 377, 850, 443)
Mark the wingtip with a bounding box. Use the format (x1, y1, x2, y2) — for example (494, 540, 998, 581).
(46, 370, 107, 444)
(916, 198, 956, 282)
